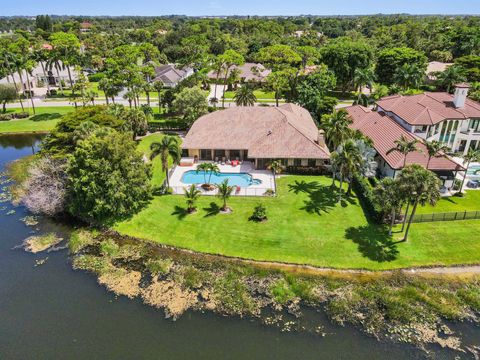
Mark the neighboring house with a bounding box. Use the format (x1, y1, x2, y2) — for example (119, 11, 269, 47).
(346, 105, 465, 189)
(0, 61, 77, 93)
(80, 22, 93, 33)
(207, 63, 271, 83)
(376, 84, 480, 155)
(182, 103, 330, 169)
(152, 64, 193, 87)
(426, 61, 452, 82)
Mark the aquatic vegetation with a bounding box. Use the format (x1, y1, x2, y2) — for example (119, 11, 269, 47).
(22, 233, 63, 253)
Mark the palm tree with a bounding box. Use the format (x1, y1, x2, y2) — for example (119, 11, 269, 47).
(234, 85, 257, 106)
(397, 165, 441, 241)
(436, 65, 466, 93)
(337, 140, 363, 196)
(217, 179, 234, 211)
(196, 163, 210, 184)
(184, 184, 201, 213)
(268, 160, 283, 194)
(207, 164, 220, 184)
(386, 135, 421, 168)
(394, 63, 424, 90)
(458, 148, 480, 194)
(353, 67, 375, 102)
(373, 178, 402, 236)
(321, 109, 353, 150)
(150, 136, 181, 189)
(425, 140, 450, 169)
(196, 163, 220, 185)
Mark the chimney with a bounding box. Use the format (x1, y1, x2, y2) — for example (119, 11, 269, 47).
(453, 83, 470, 108)
(317, 129, 326, 147)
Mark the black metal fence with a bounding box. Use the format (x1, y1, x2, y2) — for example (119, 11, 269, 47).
(412, 210, 480, 223)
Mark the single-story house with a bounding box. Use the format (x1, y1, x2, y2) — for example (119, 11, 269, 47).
(346, 105, 465, 189)
(152, 64, 194, 87)
(182, 103, 330, 169)
(208, 63, 271, 83)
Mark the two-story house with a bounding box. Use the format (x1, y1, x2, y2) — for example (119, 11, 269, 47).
(376, 84, 480, 155)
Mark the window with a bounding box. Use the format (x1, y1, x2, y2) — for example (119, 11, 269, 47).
(308, 159, 316, 167)
(294, 159, 302, 166)
(200, 149, 212, 160)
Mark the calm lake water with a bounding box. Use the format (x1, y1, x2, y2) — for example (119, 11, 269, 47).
(0, 134, 476, 359)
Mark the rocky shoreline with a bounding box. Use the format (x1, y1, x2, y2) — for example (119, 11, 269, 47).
(23, 228, 480, 357)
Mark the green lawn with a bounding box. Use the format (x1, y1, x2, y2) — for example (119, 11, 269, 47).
(223, 90, 277, 100)
(417, 190, 480, 214)
(114, 174, 480, 270)
(137, 133, 171, 187)
(0, 107, 73, 133)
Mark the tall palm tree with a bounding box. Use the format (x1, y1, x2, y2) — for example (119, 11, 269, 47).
(397, 165, 441, 241)
(373, 177, 402, 236)
(321, 109, 353, 150)
(268, 160, 283, 194)
(436, 65, 466, 93)
(217, 179, 234, 211)
(394, 63, 424, 90)
(184, 184, 201, 213)
(337, 140, 363, 196)
(150, 136, 181, 189)
(353, 67, 375, 102)
(458, 148, 480, 194)
(233, 85, 257, 106)
(2, 51, 24, 111)
(386, 135, 421, 168)
(425, 140, 449, 169)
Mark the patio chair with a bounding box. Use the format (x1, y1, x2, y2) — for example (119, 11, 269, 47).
(221, 157, 226, 165)
(214, 157, 219, 163)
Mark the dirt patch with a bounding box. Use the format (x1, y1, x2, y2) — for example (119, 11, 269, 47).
(141, 279, 198, 319)
(98, 267, 142, 299)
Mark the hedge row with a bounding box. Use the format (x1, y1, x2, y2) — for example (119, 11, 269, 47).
(352, 174, 383, 223)
(147, 120, 188, 132)
(286, 166, 329, 175)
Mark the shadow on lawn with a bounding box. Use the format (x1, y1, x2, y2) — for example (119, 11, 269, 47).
(172, 205, 188, 220)
(288, 180, 354, 215)
(345, 224, 399, 262)
(203, 202, 220, 217)
(30, 113, 63, 122)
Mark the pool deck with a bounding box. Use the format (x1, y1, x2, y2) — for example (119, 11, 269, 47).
(169, 160, 275, 196)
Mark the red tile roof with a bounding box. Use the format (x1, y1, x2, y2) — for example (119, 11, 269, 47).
(346, 105, 465, 171)
(182, 104, 330, 159)
(376, 92, 480, 125)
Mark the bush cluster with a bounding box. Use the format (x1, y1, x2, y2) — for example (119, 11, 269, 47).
(352, 174, 383, 223)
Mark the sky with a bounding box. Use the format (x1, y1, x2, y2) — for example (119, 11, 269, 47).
(2, 0, 479, 16)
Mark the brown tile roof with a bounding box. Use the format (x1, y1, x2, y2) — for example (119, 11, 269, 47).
(346, 105, 465, 171)
(377, 92, 480, 126)
(182, 104, 330, 159)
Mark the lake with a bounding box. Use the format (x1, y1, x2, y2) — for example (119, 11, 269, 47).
(0, 134, 475, 359)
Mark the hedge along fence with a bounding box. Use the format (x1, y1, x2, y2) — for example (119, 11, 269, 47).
(147, 120, 189, 132)
(352, 174, 383, 223)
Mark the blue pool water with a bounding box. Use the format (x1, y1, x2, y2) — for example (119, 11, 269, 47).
(181, 170, 262, 187)
(467, 165, 480, 175)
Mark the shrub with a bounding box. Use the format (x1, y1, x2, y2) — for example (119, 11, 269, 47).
(145, 257, 173, 275)
(249, 204, 267, 222)
(352, 174, 382, 223)
(271, 279, 296, 304)
(12, 112, 29, 119)
(0, 114, 12, 121)
(100, 239, 120, 257)
(88, 72, 106, 82)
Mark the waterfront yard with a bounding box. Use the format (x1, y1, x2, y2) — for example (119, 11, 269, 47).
(0, 107, 73, 133)
(115, 171, 480, 270)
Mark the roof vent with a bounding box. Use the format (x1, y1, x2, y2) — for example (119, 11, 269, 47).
(267, 130, 272, 136)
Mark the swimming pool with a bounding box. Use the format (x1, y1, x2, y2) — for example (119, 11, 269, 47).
(181, 170, 262, 187)
(467, 165, 480, 176)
